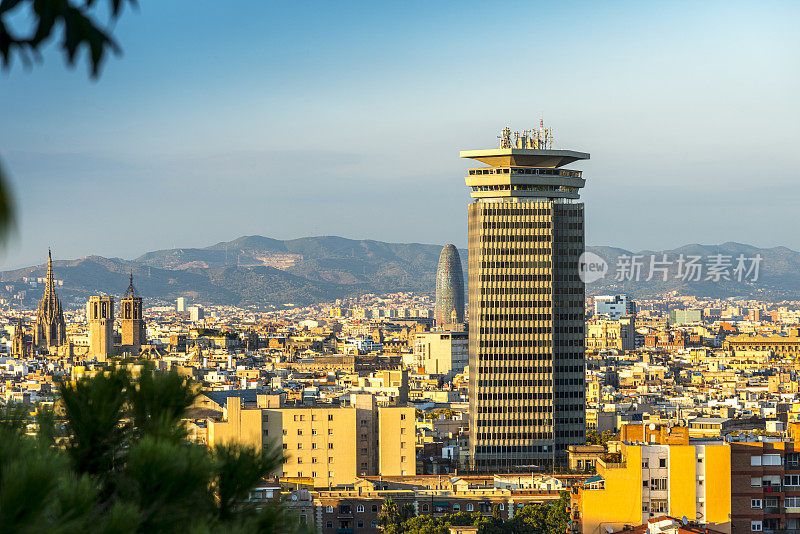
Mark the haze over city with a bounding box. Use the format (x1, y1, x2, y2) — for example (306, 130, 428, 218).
(2, 0, 798, 269)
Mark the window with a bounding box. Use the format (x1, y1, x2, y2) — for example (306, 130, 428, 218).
(642, 480, 648, 487)
(642, 459, 649, 468)
(751, 477, 763, 487)
(401, 428, 406, 434)
(401, 456, 406, 463)
(453, 504, 460, 511)
(297, 444, 302, 449)
(326, 521, 333, 528)
(328, 471, 334, 477)
(751, 521, 762, 532)
(297, 429, 302, 436)
(282, 444, 287, 449)
(651, 500, 668, 513)
(697, 458, 703, 463)
(422, 504, 429, 512)
(328, 429, 333, 435)
(358, 521, 364, 528)
(786, 497, 800, 508)
(326, 505, 334, 513)
(499, 504, 504, 510)
(297, 458, 303, 464)
(650, 478, 667, 491)
(751, 499, 762, 509)
(467, 504, 474, 511)
(642, 503, 649, 512)
(294, 415, 299, 422)
(658, 458, 667, 468)
(401, 414, 406, 420)
(312, 429, 317, 435)
(329, 457, 334, 463)
(752, 455, 763, 466)
(312, 415, 317, 421)
(786, 474, 800, 487)
(312, 457, 318, 463)
(328, 443, 334, 449)
(400, 442, 406, 449)
(312, 472, 317, 478)
(764, 454, 781, 466)
(372, 505, 378, 513)
(328, 414, 334, 421)
(357, 505, 365, 513)
(312, 443, 318, 449)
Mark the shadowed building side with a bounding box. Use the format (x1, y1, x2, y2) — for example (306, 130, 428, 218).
(434, 244, 465, 327)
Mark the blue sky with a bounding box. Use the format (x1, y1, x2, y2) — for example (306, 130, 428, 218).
(1, 0, 798, 268)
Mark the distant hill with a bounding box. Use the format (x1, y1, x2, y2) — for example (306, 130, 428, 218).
(585, 242, 800, 301)
(3, 237, 798, 309)
(2, 236, 468, 309)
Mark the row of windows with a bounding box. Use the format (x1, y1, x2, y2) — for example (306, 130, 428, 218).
(481, 287, 553, 295)
(480, 247, 552, 256)
(482, 221, 554, 229)
(482, 233, 552, 242)
(475, 432, 554, 441)
(480, 274, 553, 282)
(477, 365, 553, 374)
(476, 352, 584, 361)
(480, 300, 551, 308)
(479, 326, 584, 335)
(475, 418, 552, 427)
(478, 379, 553, 388)
(481, 313, 552, 321)
(477, 392, 557, 401)
(479, 208, 554, 216)
(480, 261, 553, 269)
(291, 414, 336, 422)
(468, 167, 582, 178)
(480, 340, 580, 348)
(477, 404, 553, 414)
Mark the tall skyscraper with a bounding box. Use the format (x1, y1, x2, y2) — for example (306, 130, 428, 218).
(88, 295, 115, 361)
(434, 244, 465, 327)
(120, 273, 145, 350)
(463, 126, 588, 471)
(35, 250, 67, 350)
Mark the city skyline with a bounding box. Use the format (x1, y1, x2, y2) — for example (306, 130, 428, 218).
(2, 1, 798, 269)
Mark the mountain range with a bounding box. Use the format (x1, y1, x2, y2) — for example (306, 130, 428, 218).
(2, 236, 798, 309)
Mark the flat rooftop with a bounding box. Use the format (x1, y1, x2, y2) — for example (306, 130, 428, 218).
(460, 148, 590, 168)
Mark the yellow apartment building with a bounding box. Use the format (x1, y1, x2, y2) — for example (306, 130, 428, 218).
(573, 425, 731, 534)
(207, 393, 415, 488)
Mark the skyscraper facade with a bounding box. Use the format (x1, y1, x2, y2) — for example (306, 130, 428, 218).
(463, 126, 588, 471)
(434, 244, 465, 327)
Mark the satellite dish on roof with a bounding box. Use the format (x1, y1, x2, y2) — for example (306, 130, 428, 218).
(681, 516, 689, 526)
(649, 423, 656, 430)
(606, 526, 614, 534)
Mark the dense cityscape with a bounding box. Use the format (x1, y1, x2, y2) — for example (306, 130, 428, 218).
(1, 1, 796, 533)
(2, 128, 800, 534)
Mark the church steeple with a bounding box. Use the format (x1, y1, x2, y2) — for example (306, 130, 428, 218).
(35, 249, 67, 350)
(45, 248, 55, 299)
(125, 271, 136, 298)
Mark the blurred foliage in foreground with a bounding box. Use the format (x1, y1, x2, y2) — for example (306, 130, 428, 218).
(0, 365, 303, 533)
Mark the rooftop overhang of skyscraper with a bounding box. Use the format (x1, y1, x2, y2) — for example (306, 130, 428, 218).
(459, 148, 590, 168)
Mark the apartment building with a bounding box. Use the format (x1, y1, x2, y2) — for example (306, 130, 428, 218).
(207, 393, 416, 488)
(573, 425, 731, 534)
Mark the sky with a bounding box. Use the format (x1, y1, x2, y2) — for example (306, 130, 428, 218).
(1, 0, 798, 269)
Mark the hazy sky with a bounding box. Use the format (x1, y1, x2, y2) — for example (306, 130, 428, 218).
(1, 0, 798, 269)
